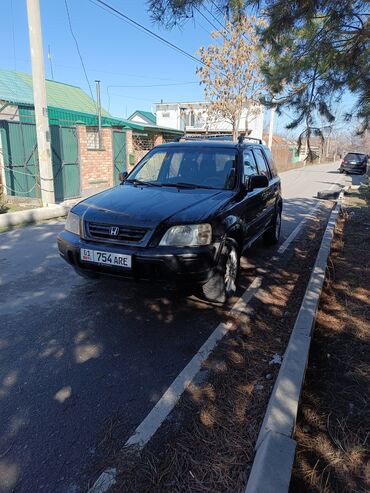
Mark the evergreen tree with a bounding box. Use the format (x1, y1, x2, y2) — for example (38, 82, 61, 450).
(148, 0, 369, 153)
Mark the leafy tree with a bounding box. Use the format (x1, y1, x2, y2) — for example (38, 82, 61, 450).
(147, 0, 370, 155)
(196, 16, 266, 140)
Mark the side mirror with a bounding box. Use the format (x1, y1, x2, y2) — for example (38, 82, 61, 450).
(246, 174, 269, 191)
(119, 171, 128, 183)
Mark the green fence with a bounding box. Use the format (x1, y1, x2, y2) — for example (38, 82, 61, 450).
(0, 121, 39, 198)
(113, 130, 127, 185)
(0, 121, 80, 201)
(50, 125, 80, 201)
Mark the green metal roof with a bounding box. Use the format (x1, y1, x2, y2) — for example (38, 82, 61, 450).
(0, 68, 34, 105)
(0, 68, 110, 116)
(18, 71, 110, 116)
(0, 69, 182, 135)
(128, 110, 156, 124)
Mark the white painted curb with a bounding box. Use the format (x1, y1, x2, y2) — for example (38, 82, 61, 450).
(0, 204, 70, 229)
(245, 202, 341, 493)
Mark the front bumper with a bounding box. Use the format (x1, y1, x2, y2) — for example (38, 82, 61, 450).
(57, 230, 221, 284)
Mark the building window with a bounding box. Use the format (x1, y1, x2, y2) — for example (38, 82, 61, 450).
(86, 127, 100, 150)
(162, 112, 170, 118)
(185, 111, 195, 127)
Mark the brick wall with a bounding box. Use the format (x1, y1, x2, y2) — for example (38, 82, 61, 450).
(126, 131, 165, 171)
(77, 125, 114, 195)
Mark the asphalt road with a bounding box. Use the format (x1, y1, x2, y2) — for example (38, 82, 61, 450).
(0, 164, 357, 493)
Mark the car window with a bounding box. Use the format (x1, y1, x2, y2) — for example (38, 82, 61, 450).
(262, 147, 278, 177)
(243, 149, 258, 177)
(345, 153, 365, 162)
(253, 148, 270, 178)
(129, 147, 238, 190)
(135, 151, 166, 181)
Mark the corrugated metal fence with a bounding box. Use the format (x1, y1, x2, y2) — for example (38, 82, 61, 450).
(0, 121, 80, 202)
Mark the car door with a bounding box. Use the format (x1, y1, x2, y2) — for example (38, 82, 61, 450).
(238, 147, 266, 243)
(252, 147, 275, 231)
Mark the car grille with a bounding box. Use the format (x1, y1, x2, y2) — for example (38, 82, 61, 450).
(86, 222, 148, 244)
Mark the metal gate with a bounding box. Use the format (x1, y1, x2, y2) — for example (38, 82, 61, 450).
(0, 121, 80, 202)
(0, 121, 39, 199)
(50, 125, 80, 202)
(113, 130, 127, 185)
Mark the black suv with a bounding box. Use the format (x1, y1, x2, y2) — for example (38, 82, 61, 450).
(340, 152, 368, 174)
(57, 138, 282, 302)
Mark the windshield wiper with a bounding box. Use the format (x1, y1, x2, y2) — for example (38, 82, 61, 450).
(164, 182, 216, 190)
(126, 179, 160, 187)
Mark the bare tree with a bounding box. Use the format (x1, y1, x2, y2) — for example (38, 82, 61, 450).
(196, 15, 266, 140)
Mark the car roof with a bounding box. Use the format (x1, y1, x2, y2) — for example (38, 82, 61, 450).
(155, 141, 266, 150)
(345, 152, 366, 155)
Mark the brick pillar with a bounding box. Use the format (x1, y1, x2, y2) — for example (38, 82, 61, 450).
(154, 134, 164, 146)
(126, 130, 135, 171)
(77, 125, 114, 196)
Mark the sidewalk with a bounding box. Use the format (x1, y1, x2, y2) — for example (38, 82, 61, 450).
(0, 203, 71, 230)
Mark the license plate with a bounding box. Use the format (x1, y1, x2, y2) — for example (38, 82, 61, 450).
(80, 248, 132, 268)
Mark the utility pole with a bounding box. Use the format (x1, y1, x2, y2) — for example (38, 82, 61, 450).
(26, 0, 54, 205)
(268, 107, 275, 149)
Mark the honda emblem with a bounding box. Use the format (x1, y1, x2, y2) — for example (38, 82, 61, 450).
(109, 226, 119, 236)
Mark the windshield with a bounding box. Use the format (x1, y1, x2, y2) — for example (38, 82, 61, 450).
(128, 147, 237, 190)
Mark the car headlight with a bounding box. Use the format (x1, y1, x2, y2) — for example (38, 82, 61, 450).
(159, 223, 212, 246)
(65, 211, 80, 235)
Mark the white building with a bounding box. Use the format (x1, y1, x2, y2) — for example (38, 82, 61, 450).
(155, 101, 264, 139)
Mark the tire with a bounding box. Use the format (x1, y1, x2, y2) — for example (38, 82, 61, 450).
(201, 239, 240, 303)
(263, 209, 282, 245)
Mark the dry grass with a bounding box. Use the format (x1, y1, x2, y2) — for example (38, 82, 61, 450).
(88, 204, 335, 493)
(290, 188, 370, 493)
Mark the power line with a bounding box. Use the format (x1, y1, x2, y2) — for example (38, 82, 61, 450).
(210, 0, 228, 21)
(88, 0, 205, 67)
(107, 82, 198, 89)
(64, 0, 96, 105)
(194, 5, 220, 32)
(203, 3, 225, 29)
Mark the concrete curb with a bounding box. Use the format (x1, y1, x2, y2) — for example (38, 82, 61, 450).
(245, 202, 341, 493)
(0, 204, 70, 230)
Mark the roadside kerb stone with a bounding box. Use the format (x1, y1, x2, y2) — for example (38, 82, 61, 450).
(245, 431, 296, 493)
(245, 203, 340, 493)
(0, 204, 70, 229)
(317, 185, 342, 200)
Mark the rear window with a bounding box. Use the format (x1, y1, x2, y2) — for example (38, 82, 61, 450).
(345, 153, 366, 161)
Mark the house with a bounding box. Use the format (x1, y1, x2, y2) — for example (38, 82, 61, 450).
(0, 69, 182, 202)
(128, 110, 156, 126)
(155, 101, 264, 139)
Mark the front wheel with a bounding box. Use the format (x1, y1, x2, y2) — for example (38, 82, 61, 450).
(263, 210, 282, 245)
(201, 239, 240, 303)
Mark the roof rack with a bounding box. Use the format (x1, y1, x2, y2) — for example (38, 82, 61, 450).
(178, 134, 233, 141)
(177, 134, 264, 144)
(237, 134, 263, 145)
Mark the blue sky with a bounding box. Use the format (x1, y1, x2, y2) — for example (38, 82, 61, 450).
(1, 0, 355, 135)
(2, 0, 214, 117)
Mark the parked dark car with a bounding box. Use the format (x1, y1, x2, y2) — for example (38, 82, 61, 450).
(340, 152, 368, 174)
(57, 138, 283, 302)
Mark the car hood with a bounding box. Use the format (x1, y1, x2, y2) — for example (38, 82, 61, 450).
(73, 184, 232, 228)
